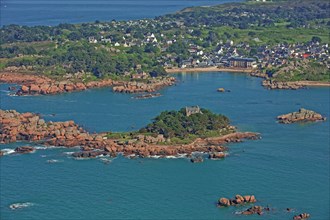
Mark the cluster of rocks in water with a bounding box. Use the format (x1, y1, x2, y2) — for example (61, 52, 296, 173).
(293, 213, 311, 220)
(218, 195, 257, 207)
(218, 194, 311, 219)
(0, 109, 259, 159)
(277, 108, 326, 124)
(0, 72, 175, 96)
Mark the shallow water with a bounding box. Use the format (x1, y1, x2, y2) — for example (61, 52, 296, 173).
(1, 72, 329, 219)
(1, 0, 242, 26)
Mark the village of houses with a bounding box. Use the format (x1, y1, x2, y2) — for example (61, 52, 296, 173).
(86, 19, 330, 75)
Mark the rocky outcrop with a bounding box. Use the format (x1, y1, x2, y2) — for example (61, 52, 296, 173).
(15, 146, 35, 154)
(277, 108, 326, 124)
(217, 88, 225, 92)
(0, 72, 176, 96)
(293, 213, 310, 220)
(262, 80, 303, 90)
(208, 152, 226, 159)
(218, 195, 257, 207)
(112, 77, 176, 93)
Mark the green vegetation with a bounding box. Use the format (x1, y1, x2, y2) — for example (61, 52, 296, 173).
(0, 0, 329, 82)
(272, 60, 330, 82)
(140, 108, 231, 140)
(103, 108, 233, 145)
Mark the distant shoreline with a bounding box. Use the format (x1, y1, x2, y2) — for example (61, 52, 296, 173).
(165, 67, 330, 88)
(165, 67, 254, 74)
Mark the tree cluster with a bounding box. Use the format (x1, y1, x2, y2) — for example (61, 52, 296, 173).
(140, 108, 230, 139)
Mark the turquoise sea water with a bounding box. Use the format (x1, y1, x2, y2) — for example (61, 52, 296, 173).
(0, 0, 242, 26)
(0, 72, 329, 219)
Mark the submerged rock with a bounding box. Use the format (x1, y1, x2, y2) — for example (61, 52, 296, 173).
(209, 152, 226, 159)
(190, 156, 204, 163)
(277, 108, 326, 124)
(15, 146, 35, 154)
(240, 206, 264, 215)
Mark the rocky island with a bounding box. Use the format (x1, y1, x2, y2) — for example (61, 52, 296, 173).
(218, 194, 257, 207)
(0, 72, 175, 96)
(277, 108, 326, 124)
(0, 107, 259, 160)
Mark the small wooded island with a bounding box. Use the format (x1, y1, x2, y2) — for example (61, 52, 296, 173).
(0, 107, 259, 161)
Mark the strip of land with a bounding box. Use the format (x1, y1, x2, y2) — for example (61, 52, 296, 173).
(262, 79, 330, 89)
(166, 67, 253, 74)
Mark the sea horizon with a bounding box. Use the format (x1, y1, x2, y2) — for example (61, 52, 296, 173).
(0, 0, 243, 26)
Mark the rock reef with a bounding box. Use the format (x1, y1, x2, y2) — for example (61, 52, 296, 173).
(277, 108, 326, 124)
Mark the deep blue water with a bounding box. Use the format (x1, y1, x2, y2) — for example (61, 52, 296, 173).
(0, 0, 242, 26)
(0, 72, 329, 219)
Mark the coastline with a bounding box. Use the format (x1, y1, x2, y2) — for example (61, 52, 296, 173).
(166, 68, 330, 88)
(294, 81, 330, 87)
(0, 72, 176, 95)
(262, 79, 330, 89)
(166, 67, 254, 74)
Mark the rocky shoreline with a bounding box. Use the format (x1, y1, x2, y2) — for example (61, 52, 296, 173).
(262, 79, 330, 90)
(262, 80, 305, 90)
(0, 72, 175, 95)
(0, 109, 259, 159)
(277, 108, 326, 124)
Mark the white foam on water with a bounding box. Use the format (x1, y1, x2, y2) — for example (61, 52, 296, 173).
(165, 155, 178, 159)
(9, 202, 34, 210)
(47, 159, 62, 163)
(73, 157, 90, 160)
(1, 149, 15, 155)
(177, 153, 188, 158)
(63, 151, 75, 155)
(34, 146, 67, 150)
(99, 158, 112, 164)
